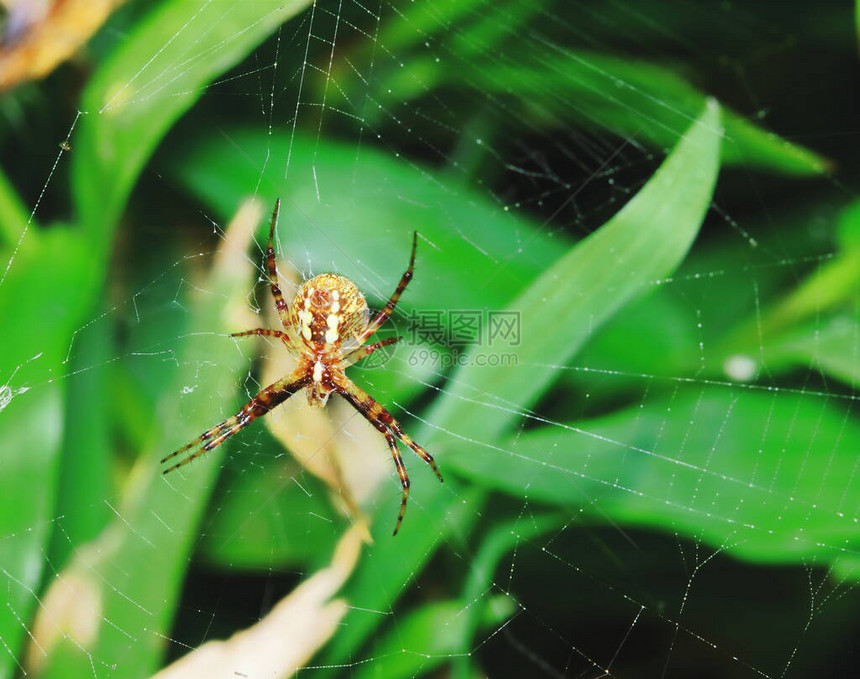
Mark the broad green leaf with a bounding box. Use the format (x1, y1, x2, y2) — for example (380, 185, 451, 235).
(465, 51, 826, 175)
(0, 229, 98, 679)
(47, 319, 112, 571)
(171, 129, 567, 313)
(449, 389, 860, 570)
(0, 164, 29, 246)
(0, 387, 62, 679)
(198, 458, 340, 571)
(452, 514, 562, 679)
(428, 99, 723, 441)
(33, 211, 257, 678)
(330, 9, 825, 177)
(715, 199, 860, 385)
(2, 3, 314, 674)
(72, 0, 313, 253)
(351, 596, 515, 679)
(857, 0, 860, 45)
(325, 99, 723, 665)
(323, 481, 485, 665)
(0, 234, 92, 377)
(761, 313, 860, 388)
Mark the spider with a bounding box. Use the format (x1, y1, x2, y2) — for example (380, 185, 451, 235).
(161, 200, 443, 535)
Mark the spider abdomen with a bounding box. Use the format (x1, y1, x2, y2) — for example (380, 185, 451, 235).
(288, 273, 369, 355)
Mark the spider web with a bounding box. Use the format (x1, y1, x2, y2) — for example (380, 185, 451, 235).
(1, 1, 859, 678)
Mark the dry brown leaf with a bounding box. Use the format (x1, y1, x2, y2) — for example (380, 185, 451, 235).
(0, 0, 126, 90)
(213, 198, 267, 330)
(151, 524, 364, 679)
(24, 541, 105, 674)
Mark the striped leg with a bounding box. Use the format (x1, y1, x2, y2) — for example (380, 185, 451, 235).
(334, 376, 443, 535)
(386, 420, 443, 483)
(383, 431, 410, 535)
(231, 328, 288, 341)
(357, 232, 417, 344)
(265, 199, 291, 330)
(343, 336, 401, 366)
(161, 373, 309, 474)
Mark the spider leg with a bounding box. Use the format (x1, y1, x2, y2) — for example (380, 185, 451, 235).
(231, 328, 288, 341)
(357, 232, 417, 344)
(343, 336, 402, 367)
(382, 430, 410, 536)
(161, 372, 309, 474)
(265, 199, 292, 331)
(334, 376, 442, 535)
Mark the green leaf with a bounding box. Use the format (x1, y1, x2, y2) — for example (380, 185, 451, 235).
(351, 596, 516, 679)
(331, 9, 825, 177)
(325, 99, 723, 666)
(0, 164, 29, 247)
(450, 389, 860, 569)
(715, 198, 860, 385)
(564, 288, 698, 404)
(72, 0, 313, 253)
(468, 51, 826, 175)
(35, 213, 257, 678)
(171, 129, 567, 313)
(452, 514, 562, 679)
(428, 98, 723, 442)
(762, 313, 860, 388)
(198, 458, 340, 571)
(0, 387, 63, 679)
(47, 318, 113, 571)
(0, 229, 98, 679)
(1, 3, 314, 673)
(323, 481, 485, 664)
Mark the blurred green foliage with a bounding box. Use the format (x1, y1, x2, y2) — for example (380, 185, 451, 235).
(1, 1, 859, 677)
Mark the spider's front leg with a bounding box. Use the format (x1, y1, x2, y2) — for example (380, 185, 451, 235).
(355, 232, 417, 346)
(161, 372, 309, 474)
(334, 376, 443, 535)
(264, 199, 293, 331)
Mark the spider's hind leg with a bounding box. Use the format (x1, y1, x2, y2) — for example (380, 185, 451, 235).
(382, 430, 410, 536)
(334, 376, 443, 535)
(386, 422, 443, 483)
(161, 372, 308, 474)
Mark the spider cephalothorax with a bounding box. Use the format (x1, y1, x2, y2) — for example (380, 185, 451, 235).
(161, 200, 443, 535)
